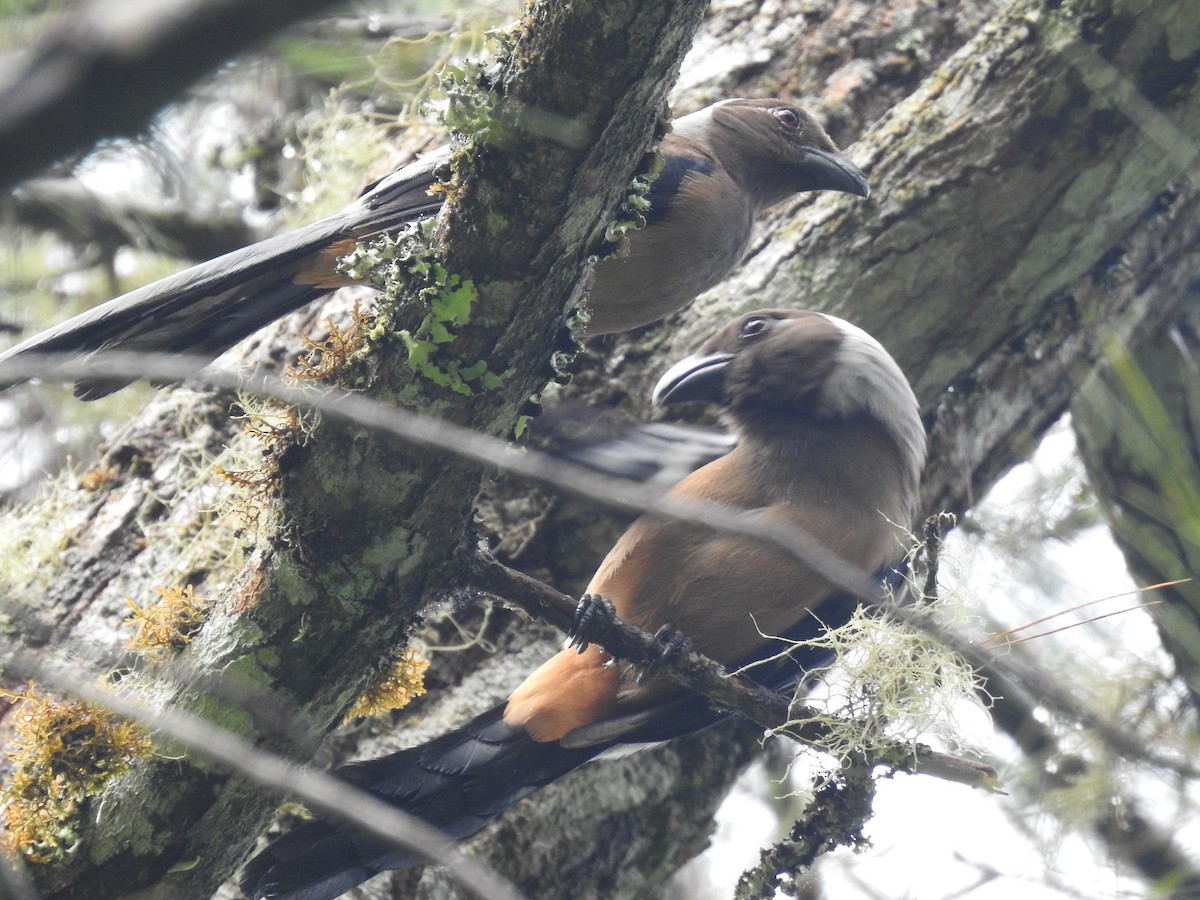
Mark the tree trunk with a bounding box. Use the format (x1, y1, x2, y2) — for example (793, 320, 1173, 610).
(1, 0, 1197, 897)
(1073, 295, 1200, 708)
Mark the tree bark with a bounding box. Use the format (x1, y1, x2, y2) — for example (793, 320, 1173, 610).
(2, 0, 1199, 897)
(0, 0, 710, 896)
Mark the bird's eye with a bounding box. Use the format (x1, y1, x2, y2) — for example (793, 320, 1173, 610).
(773, 107, 801, 130)
(740, 317, 770, 339)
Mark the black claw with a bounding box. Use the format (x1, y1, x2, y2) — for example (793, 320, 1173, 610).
(569, 593, 616, 653)
(638, 624, 691, 685)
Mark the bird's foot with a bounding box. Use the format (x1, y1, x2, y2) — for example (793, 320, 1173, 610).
(569, 593, 617, 654)
(637, 625, 691, 685)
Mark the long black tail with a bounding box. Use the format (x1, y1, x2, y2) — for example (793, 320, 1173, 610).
(237, 582, 878, 900)
(0, 217, 349, 399)
(240, 705, 604, 900)
(0, 150, 446, 399)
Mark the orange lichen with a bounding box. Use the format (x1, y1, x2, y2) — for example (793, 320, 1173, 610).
(1, 685, 151, 863)
(343, 648, 430, 723)
(213, 403, 305, 531)
(126, 584, 210, 657)
(78, 462, 119, 492)
(287, 300, 374, 383)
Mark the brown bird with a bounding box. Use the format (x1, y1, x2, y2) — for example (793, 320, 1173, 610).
(240, 308, 926, 900)
(0, 100, 867, 398)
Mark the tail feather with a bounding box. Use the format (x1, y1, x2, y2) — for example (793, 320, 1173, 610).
(241, 706, 603, 900)
(239, 624, 839, 900)
(0, 218, 349, 398)
(0, 149, 449, 399)
(240, 823, 381, 900)
(240, 576, 899, 900)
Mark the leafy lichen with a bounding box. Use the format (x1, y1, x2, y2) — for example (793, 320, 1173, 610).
(339, 226, 515, 396)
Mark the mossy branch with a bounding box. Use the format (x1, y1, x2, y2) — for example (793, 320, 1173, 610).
(467, 552, 1001, 793)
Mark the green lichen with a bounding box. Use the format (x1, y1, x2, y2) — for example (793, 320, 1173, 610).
(440, 60, 503, 140)
(397, 272, 515, 396)
(339, 224, 515, 396)
(744, 538, 989, 770)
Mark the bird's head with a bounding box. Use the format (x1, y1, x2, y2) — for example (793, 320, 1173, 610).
(681, 98, 869, 206)
(653, 309, 925, 488)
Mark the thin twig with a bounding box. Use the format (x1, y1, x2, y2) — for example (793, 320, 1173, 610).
(3, 353, 1196, 779)
(979, 579, 1188, 647)
(470, 553, 1002, 792)
(1, 644, 527, 900)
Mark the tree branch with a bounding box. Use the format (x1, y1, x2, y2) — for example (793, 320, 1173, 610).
(468, 553, 1001, 791)
(0, 0, 349, 190)
(6, 177, 261, 263)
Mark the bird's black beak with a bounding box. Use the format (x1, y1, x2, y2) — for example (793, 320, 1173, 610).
(652, 352, 734, 406)
(798, 147, 870, 199)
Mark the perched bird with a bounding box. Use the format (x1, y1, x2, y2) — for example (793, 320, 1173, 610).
(240, 309, 926, 900)
(0, 99, 867, 398)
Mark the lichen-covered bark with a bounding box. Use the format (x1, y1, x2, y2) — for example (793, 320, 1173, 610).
(1, 0, 711, 896)
(5, 0, 1200, 897)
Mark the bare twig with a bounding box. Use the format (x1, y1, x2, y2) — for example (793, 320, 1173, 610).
(2, 353, 1194, 782)
(734, 754, 876, 900)
(468, 554, 1001, 792)
(1, 643, 527, 900)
